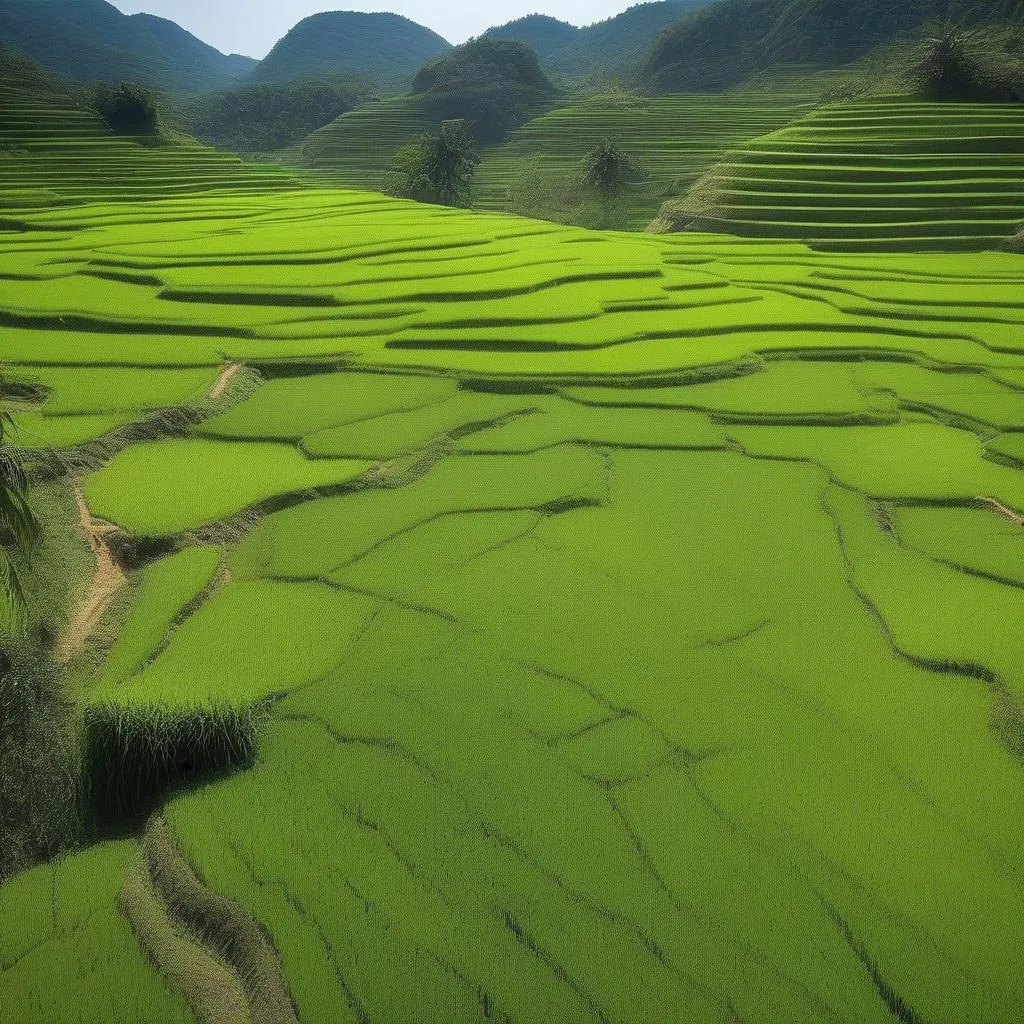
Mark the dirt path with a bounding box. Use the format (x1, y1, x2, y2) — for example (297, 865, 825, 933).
(57, 486, 126, 664)
(978, 497, 1024, 528)
(209, 362, 243, 401)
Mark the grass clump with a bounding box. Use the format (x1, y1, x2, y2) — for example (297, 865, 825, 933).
(84, 702, 265, 824)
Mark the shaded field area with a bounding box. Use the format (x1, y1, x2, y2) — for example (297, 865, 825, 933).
(654, 97, 1024, 250)
(3, 189, 1024, 1023)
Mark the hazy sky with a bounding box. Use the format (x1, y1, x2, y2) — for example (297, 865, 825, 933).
(111, 2, 637, 59)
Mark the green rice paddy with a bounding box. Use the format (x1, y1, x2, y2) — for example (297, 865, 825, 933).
(656, 98, 1024, 250)
(3, 111, 1024, 1023)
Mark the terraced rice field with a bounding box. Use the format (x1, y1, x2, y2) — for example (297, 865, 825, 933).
(656, 98, 1024, 250)
(3, 184, 1024, 1023)
(0, 57, 296, 205)
(290, 93, 808, 228)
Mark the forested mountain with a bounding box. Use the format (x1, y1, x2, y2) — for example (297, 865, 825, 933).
(484, 15, 581, 58)
(0, 0, 254, 95)
(645, 0, 1024, 91)
(547, 1, 710, 79)
(250, 12, 451, 88)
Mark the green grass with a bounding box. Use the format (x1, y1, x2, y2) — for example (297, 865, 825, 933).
(83, 439, 372, 535)
(3, 185, 1024, 1024)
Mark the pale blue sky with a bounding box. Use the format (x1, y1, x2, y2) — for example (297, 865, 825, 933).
(112, 2, 637, 59)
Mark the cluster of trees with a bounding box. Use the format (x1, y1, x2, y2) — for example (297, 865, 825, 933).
(185, 76, 364, 154)
(413, 38, 557, 143)
(91, 81, 159, 135)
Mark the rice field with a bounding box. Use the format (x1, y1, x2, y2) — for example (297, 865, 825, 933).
(0, 54, 296, 206)
(289, 92, 811, 228)
(655, 98, 1024, 250)
(2, 176, 1024, 1023)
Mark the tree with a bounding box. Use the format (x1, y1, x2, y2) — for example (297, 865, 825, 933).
(385, 120, 480, 207)
(0, 406, 40, 620)
(92, 81, 159, 135)
(578, 139, 644, 228)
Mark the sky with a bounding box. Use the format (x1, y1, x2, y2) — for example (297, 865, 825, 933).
(111, 1, 637, 59)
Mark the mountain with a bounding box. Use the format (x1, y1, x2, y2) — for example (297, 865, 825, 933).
(547, 1, 710, 79)
(644, 0, 1024, 91)
(0, 0, 255, 95)
(251, 12, 451, 88)
(484, 15, 581, 58)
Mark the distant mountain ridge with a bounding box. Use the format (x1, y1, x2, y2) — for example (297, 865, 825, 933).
(250, 11, 452, 88)
(484, 15, 582, 58)
(644, 0, 1024, 91)
(0, 0, 254, 95)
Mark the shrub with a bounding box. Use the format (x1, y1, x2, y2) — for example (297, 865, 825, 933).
(578, 139, 647, 228)
(0, 641, 81, 879)
(92, 81, 159, 135)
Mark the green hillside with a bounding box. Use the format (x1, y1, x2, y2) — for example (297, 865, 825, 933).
(0, 48, 295, 204)
(294, 89, 811, 228)
(250, 11, 451, 89)
(645, 0, 1024, 91)
(0, 0, 255, 95)
(549, 0, 708, 80)
(652, 97, 1024, 249)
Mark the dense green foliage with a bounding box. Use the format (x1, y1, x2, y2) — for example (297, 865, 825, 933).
(250, 11, 451, 89)
(0, 406, 39, 614)
(0, 0, 253, 95)
(547, 0, 708, 81)
(412, 37, 557, 142)
(384, 119, 480, 206)
(184, 76, 364, 154)
(92, 81, 159, 136)
(578, 138, 647, 226)
(903, 23, 1024, 99)
(645, 0, 1024, 91)
(484, 14, 581, 57)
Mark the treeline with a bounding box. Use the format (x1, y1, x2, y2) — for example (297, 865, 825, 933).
(183, 75, 371, 154)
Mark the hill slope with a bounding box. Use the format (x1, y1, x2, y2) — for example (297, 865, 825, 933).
(645, 0, 1024, 91)
(251, 12, 451, 88)
(548, 1, 709, 80)
(0, 46, 294, 204)
(0, 0, 254, 95)
(651, 97, 1024, 250)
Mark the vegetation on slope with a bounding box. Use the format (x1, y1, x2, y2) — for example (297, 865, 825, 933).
(547, 0, 710, 82)
(0, 47, 297, 203)
(413, 37, 559, 142)
(183, 75, 368, 155)
(250, 11, 451, 90)
(0, 0, 254, 95)
(644, 0, 1024, 91)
